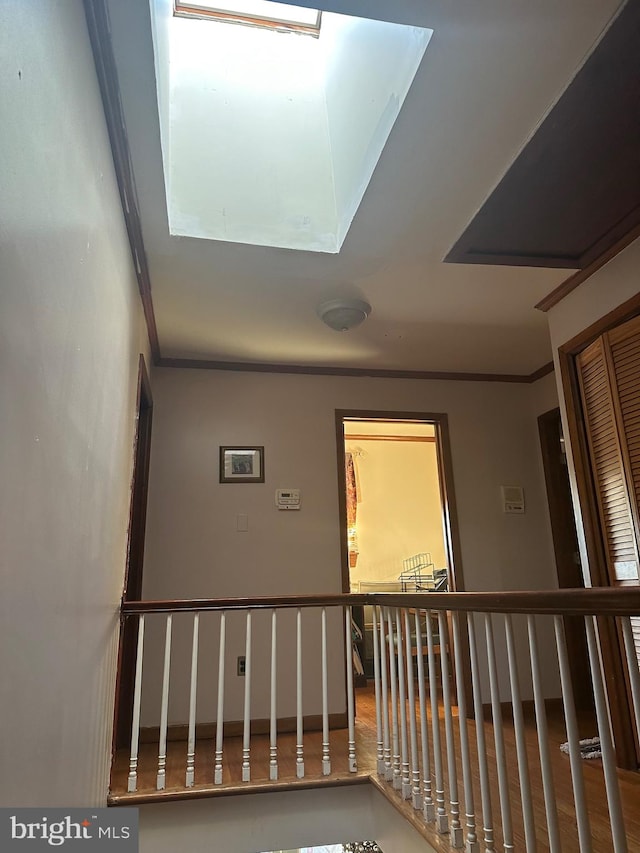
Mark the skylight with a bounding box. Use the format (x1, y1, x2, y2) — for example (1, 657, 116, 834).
(174, 1, 322, 34)
(153, 3, 432, 252)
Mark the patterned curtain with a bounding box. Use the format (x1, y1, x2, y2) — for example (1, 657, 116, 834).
(345, 452, 358, 560)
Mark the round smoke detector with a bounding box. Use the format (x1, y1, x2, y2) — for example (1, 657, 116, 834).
(317, 298, 372, 332)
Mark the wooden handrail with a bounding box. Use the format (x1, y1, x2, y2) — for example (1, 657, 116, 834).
(370, 587, 640, 616)
(121, 594, 369, 614)
(120, 587, 640, 617)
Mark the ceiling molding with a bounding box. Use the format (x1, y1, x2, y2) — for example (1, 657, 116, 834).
(157, 356, 554, 384)
(535, 221, 640, 313)
(83, 0, 161, 362)
(558, 289, 640, 358)
(527, 361, 555, 382)
(446, 0, 640, 275)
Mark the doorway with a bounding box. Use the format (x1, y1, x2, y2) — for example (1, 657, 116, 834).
(335, 410, 466, 688)
(538, 408, 594, 713)
(114, 355, 153, 749)
(559, 310, 640, 769)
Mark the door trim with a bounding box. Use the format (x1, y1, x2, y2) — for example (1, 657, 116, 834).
(334, 409, 466, 596)
(537, 407, 593, 712)
(335, 409, 469, 707)
(113, 354, 153, 751)
(559, 331, 639, 768)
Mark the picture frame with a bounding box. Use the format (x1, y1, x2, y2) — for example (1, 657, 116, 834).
(219, 446, 265, 483)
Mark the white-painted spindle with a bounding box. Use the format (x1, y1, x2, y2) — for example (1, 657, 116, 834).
(503, 614, 535, 850)
(415, 610, 435, 822)
(214, 611, 226, 784)
(585, 615, 628, 852)
(185, 612, 199, 787)
(156, 614, 173, 790)
(620, 616, 640, 738)
(380, 606, 392, 781)
(387, 608, 401, 789)
(468, 614, 494, 852)
(484, 613, 513, 851)
(403, 609, 421, 809)
(438, 610, 463, 848)
(242, 610, 252, 782)
(451, 611, 479, 853)
(346, 605, 357, 772)
(554, 615, 592, 853)
(127, 614, 145, 793)
(425, 610, 447, 834)
(372, 604, 385, 775)
(527, 615, 560, 851)
(395, 608, 411, 799)
(321, 607, 331, 775)
(270, 608, 278, 780)
(296, 607, 305, 778)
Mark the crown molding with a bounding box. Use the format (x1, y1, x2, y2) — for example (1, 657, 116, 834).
(536, 222, 640, 313)
(84, 0, 161, 361)
(157, 356, 554, 384)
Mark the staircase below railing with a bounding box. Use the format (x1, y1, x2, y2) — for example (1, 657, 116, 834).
(110, 589, 640, 852)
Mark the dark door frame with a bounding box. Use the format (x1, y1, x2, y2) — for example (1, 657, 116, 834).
(538, 407, 593, 713)
(335, 409, 466, 596)
(335, 409, 470, 706)
(113, 354, 153, 750)
(558, 291, 640, 769)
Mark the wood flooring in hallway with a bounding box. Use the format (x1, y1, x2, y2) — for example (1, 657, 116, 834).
(110, 684, 640, 851)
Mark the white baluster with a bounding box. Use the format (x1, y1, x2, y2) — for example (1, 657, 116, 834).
(387, 608, 401, 789)
(503, 614, 535, 850)
(157, 614, 172, 790)
(380, 606, 392, 781)
(127, 614, 145, 793)
(484, 613, 513, 851)
(620, 616, 640, 738)
(403, 609, 421, 809)
(270, 609, 278, 781)
(321, 607, 331, 775)
(585, 615, 628, 852)
(372, 604, 385, 775)
(439, 610, 463, 848)
(214, 611, 225, 784)
(554, 615, 592, 852)
(242, 610, 252, 782)
(296, 607, 305, 778)
(396, 608, 411, 799)
(346, 605, 357, 772)
(415, 609, 435, 822)
(185, 612, 199, 788)
(425, 610, 447, 833)
(468, 614, 495, 852)
(452, 611, 479, 853)
(527, 615, 560, 851)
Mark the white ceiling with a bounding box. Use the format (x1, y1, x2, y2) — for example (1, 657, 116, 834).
(108, 0, 622, 375)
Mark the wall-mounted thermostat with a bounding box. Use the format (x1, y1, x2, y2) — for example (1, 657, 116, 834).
(501, 485, 525, 514)
(276, 489, 301, 510)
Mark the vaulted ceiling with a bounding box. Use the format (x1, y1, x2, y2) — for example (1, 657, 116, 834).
(104, 0, 629, 377)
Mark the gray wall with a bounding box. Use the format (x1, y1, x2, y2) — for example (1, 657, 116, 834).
(0, 0, 150, 806)
(140, 368, 561, 717)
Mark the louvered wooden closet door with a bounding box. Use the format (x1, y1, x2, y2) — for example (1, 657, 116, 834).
(577, 336, 639, 583)
(608, 315, 640, 659)
(577, 314, 640, 667)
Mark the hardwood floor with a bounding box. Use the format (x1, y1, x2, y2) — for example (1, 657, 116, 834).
(110, 685, 640, 851)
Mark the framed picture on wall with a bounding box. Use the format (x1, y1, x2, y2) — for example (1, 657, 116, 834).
(219, 446, 264, 483)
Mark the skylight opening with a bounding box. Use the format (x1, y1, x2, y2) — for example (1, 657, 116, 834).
(156, 1, 433, 252)
(174, 1, 322, 36)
